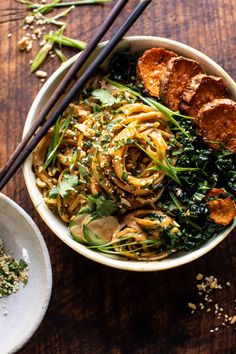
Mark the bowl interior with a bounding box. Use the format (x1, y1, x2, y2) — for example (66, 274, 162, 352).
(0, 194, 52, 354)
(23, 36, 236, 271)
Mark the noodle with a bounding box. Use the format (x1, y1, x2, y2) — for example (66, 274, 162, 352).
(33, 76, 179, 260)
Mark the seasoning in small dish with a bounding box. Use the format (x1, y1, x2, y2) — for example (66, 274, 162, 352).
(0, 239, 28, 298)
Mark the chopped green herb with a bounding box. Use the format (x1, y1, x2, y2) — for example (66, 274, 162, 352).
(58, 173, 79, 197)
(78, 195, 117, 218)
(92, 89, 117, 106)
(50, 172, 81, 198)
(122, 171, 129, 182)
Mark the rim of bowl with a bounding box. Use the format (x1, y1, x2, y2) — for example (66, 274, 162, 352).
(23, 36, 236, 272)
(0, 193, 52, 353)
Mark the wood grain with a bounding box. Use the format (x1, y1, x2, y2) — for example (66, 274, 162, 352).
(0, 0, 236, 353)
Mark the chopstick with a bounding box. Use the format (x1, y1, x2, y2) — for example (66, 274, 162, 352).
(0, 0, 152, 191)
(0, 0, 128, 183)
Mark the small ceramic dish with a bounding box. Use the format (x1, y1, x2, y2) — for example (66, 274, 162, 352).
(23, 36, 236, 272)
(0, 193, 52, 354)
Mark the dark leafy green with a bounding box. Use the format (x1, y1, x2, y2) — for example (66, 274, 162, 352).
(109, 51, 139, 83)
(154, 117, 236, 251)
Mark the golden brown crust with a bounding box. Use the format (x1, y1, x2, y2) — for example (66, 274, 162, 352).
(196, 98, 236, 152)
(160, 57, 204, 111)
(207, 188, 236, 226)
(180, 74, 229, 117)
(136, 48, 177, 98)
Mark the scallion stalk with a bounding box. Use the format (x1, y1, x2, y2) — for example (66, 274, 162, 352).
(44, 33, 86, 50)
(17, 0, 112, 15)
(31, 41, 53, 72)
(105, 77, 192, 138)
(54, 48, 67, 62)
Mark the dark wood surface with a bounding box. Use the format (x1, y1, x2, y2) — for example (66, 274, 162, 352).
(1, 0, 236, 353)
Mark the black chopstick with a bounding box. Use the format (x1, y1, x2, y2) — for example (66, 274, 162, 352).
(0, 0, 128, 182)
(0, 0, 152, 191)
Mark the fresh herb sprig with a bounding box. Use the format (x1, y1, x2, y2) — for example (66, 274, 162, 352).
(92, 88, 118, 106)
(78, 195, 117, 218)
(49, 172, 84, 198)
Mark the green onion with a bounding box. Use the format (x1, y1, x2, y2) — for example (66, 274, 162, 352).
(88, 237, 162, 254)
(35, 0, 62, 15)
(169, 191, 183, 212)
(44, 33, 86, 50)
(51, 5, 75, 19)
(42, 5, 75, 26)
(43, 110, 72, 170)
(31, 41, 53, 72)
(17, 0, 112, 15)
(135, 142, 181, 185)
(69, 149, 78, 170)
(49, 116, 62, 167)
(105, 77, 191, 138)
(54, 48, 67, 62)
(135, 142, 200, 185)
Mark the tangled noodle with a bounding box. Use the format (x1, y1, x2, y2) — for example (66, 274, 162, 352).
(33, 76, 179, 260)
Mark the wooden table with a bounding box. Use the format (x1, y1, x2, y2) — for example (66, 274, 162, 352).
(1, 0, 236, 353)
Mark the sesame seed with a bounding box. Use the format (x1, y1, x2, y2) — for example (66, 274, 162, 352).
(0, 239, 28, 298)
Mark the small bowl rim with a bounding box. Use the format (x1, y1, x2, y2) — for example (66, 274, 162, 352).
(23, 36, 236, 272)
(0, 193, 52, 353)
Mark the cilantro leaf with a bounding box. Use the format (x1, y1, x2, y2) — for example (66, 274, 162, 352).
(92, 89, 117, 106)
(78, 195, 117, 217)
(92, 195, 117, 217)
(49, 173, 80, 199)
(49, 186, 59, 199)
(59, 174, 79, 198)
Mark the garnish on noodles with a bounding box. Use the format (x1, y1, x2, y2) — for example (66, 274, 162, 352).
(33, 49, 236, 261)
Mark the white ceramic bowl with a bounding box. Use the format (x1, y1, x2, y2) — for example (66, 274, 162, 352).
(0, 193, 52, 354)
(23, 36, 236, 272)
